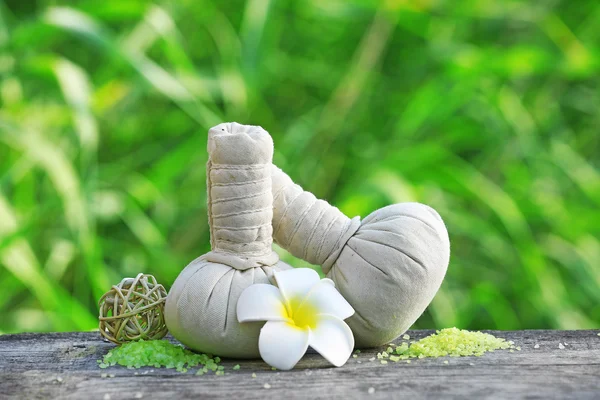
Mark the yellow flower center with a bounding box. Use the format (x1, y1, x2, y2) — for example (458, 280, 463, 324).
(283, 296, 318, 330)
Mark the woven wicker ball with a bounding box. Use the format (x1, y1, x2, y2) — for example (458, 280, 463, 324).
(99, 273, 168, 344)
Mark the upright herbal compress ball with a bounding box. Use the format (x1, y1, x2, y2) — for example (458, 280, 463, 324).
(271, 164, 450, 347)
(165, 123, 291, 358)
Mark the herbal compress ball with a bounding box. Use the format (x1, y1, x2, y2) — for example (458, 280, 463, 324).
(165, 123, 291, 358)
(271, 166, 450, 347)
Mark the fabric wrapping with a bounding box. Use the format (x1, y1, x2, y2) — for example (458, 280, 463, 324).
(165, 123, 291, 358)
(271, 165, 450, 347)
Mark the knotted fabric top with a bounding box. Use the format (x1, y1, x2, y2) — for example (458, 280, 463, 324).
(271, 165, 361, 273)
(205, 122, 279, 270)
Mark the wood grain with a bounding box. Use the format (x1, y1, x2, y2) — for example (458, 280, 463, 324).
(1, 330, 599, 399)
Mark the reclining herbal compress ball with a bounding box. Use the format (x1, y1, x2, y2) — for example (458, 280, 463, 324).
(165, 123, 291, 358)
(271, 164, 450, 347)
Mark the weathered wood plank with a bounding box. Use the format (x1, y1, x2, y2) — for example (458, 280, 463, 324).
(1, 330, 599, 399)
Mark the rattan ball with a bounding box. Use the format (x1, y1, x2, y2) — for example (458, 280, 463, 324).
(99, 273, 168, 344)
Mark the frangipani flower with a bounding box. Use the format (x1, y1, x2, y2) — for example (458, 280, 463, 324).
(237, 268, 355, 370)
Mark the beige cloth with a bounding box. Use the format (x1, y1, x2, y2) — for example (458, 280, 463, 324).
(271, 165, 450, 347)
(165, 123, 291, 358)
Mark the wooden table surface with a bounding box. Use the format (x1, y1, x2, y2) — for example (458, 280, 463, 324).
(1, 330, 599, 399)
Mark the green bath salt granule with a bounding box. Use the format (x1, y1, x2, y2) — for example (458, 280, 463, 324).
(389, 328, 514, 360)
(98, 340, 221, 373)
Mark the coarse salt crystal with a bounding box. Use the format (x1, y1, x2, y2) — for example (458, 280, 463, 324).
(558, 343, 565, 349)
(534, 344, 539, 349)
(368, 387, 375, 394)
(264, 383, 271, 389)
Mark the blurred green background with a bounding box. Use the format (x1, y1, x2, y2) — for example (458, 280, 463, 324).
(0, 0, 599, 334)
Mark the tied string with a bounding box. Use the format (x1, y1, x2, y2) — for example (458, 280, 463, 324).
(207, 161, 274, 258)
(270, 166, 361, 272)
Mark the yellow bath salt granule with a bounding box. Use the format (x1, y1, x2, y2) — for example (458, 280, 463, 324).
(389, 328, 515, 360)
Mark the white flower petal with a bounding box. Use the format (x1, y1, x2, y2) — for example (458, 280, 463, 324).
(321, 278, 335, 286)
(309, 315, 354, 367)
(259, 321, 310, 370)
(237, 284, 288, 323)
(274, 268, 320, 304)
(300, 280, 354, 320)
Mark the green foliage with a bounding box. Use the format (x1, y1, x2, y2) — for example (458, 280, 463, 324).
(0, 0, 598, 333)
